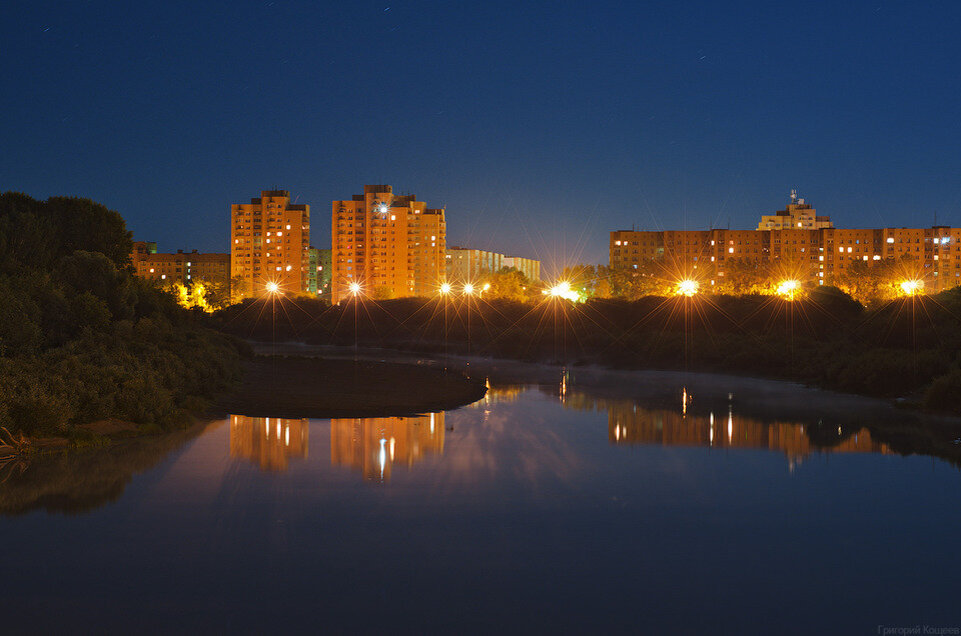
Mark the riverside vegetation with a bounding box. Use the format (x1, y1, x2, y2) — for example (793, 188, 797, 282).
(0, 192, 245, 438)
(214, 286, 961, 414)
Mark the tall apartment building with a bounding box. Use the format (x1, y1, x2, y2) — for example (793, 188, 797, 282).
(230, 190, 310, 298)
(307, 247, 332, 297)
(610, 195, 961, 292)
(130, 241, 230, 286)
(331, 185, 446, 303)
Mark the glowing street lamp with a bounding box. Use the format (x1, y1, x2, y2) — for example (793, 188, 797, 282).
(545, 281, 579, 302)
(463, 283, 475, 296)
(439, 282, 452, 295)
(265, 281, 280, 294)
(675, 279, 699, 297)
(900, 279, 923, 297)
(776, 279, 800, 300)
(348, 281, 362, 296)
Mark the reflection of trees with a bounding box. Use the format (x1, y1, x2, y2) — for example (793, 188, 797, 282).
(229, 415, 309, 471)
(0, 422, 211, 516)
(330, 413, 445, 482)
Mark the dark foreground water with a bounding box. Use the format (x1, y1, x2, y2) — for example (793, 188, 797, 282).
(2, 362, 961, 634)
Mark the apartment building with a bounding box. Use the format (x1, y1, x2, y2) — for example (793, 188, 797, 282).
(331, 185, 446, 303)
(230, 190, 310, 297)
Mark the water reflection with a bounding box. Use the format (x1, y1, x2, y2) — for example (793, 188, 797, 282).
(229, 415, 309, 471)
(604, 399, 889, 464)
(331, 413, 446, 482)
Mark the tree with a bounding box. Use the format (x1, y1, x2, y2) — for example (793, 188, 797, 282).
(485, 267, 531, 302)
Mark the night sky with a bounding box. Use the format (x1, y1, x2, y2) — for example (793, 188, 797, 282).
(3, 1, 960, 272)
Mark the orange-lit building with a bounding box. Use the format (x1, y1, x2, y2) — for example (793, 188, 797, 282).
(130, 241, 230, 286)
(331, 185, 446, 303)
(231, 190, 310, 298)
(502, 255, 541, 282)
(610, 194, 961, 292)
(229, 415, 309, 471)
(330, 413, 445, 482)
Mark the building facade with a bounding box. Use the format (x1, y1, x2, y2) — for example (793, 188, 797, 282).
(757, 191, 834, 230)
(230, 190, 310, 298)
(610, 197, 961, 292)
(446, 246, 504, 283)
(331, 185, 446, 303)
(131, 241, 230, 286)
(502, 255, 541, 282)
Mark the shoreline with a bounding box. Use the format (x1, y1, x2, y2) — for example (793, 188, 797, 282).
(210, 354, 488, 419)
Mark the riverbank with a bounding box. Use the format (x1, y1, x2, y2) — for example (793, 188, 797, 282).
(211, 355, 488, 419)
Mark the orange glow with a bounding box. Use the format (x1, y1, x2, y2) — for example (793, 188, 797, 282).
(463, 283, 475, 295)
(265, 281, 280, 294)
(776, 279, 800, 300)
(439, 282, 452, 294)
(675, 279, 699, 297)
(348, 281, 362, 295)
(900, 279, 923, 296)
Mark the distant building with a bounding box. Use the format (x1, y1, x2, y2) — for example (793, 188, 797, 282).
(502, 255, 541, 282)
(231, 190, 310, 298)
(446, 246, 503, 282)
(130, 241, 230, 286)
(332, 185, 446, 303)
(307, 247, 332, 297)
(610, 194, 961, 292)
(757, 191, 834, 230)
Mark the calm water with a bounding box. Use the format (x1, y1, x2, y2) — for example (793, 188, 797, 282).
(2, 363, 961, 634)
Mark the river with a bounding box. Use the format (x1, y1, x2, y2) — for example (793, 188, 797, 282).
(2, 355, 959, 634)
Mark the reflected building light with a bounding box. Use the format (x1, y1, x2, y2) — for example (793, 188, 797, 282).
(330, 414, 445, 482)
(727, 406, 733, 443)
(230, 415, 309, 471)
(709, 412, 715, 446)
(682, 387, 688, 416)
(379, 438, 387, 481)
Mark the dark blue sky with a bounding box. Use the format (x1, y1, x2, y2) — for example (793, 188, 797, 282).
(3, 1, 960, 271)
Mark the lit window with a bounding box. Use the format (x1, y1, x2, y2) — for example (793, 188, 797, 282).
(847, 247, 852, 253)
(286, 224, 291, 230)
(839, 247, 844, 253)
(149, 268, 155, 273)
(728, 247, 734, 253)
(161, 274, 166, 279)
(276, 266, 281, 271)
(286, 265, 292, 271)
(887, 237, 894, 243)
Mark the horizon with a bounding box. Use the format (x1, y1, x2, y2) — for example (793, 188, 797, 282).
(4, 1, 961, 267)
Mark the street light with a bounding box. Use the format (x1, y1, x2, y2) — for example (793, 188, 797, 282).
(349, 281, 362, 295)
(675, 279, 699, 297)
(265, 281, 280, 294)
(776, 279, 800, 301)
(463, 283, 475, 295)
(900, 279, 923, 297)
(439, 282, 452, 295)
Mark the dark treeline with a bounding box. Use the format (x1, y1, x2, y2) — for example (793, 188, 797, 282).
(0, 192, 245, 437)
(214, 285, 961, 413)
